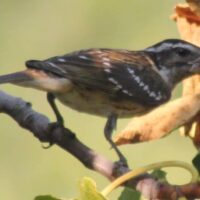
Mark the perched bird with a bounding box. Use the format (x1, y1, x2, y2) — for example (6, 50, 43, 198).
(1, 39, 200, 165)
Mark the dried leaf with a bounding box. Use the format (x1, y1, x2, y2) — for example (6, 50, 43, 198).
(115, 1, 200, 147)
(174, 2, 200, 142)
(115, 94, 200, 146)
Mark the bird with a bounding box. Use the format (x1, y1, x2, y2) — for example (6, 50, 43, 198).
(1, 39, 200, 165)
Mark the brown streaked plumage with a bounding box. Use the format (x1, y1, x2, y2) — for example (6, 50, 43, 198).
(1, 39, 200, 165)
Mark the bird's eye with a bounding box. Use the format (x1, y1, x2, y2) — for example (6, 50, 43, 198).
(174, 47, 191, 57)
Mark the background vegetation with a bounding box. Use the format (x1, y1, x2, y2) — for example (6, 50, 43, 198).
(0, 0, 193, 199)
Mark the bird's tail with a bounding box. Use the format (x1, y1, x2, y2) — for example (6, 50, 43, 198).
(0, 69, 72, 92)
(0, 70, 32, 84)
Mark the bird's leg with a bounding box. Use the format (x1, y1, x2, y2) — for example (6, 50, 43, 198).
(47, 92, 64, 125)
(45, 93, 75, 148)
(46, 92, 74, 136)
(104, 114, 127, 166)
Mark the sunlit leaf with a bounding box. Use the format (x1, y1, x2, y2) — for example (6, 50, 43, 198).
(78, 177, 107, 200)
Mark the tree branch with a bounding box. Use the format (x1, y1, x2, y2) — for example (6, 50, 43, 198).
(0, 90, 200, 199)
(0, 90, 118, 180)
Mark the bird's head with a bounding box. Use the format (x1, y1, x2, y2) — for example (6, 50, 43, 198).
(146, 39, 200, 88)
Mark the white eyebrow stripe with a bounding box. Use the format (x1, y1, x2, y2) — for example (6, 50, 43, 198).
(173, 42, 193, 49)
(147, 43, 170, 53)
(147, 41, 194, 54)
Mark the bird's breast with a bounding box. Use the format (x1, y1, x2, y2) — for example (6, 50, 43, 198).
(55, 88, 150, 117)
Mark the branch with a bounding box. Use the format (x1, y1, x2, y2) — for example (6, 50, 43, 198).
(0, 90, 117, 180)
(0, 90, 200, 199)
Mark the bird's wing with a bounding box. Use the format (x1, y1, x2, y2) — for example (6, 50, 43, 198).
(26, 49, 171, 106)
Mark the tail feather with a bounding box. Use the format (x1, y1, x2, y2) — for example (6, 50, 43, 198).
(0, 69, 72, 92)
(0, 71, 32, 84)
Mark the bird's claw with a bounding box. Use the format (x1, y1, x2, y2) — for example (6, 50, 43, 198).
(42, 122, 65, 149)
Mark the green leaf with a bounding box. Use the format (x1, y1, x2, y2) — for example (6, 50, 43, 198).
(34, 195, 61, 200)
(151, 169, 167, 182)
(78, 177, 107, 200)
(192, 153, 200, 174)
(118, 187, 141, 200)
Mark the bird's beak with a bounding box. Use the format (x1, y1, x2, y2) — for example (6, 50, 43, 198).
(189, 57, 200, 73)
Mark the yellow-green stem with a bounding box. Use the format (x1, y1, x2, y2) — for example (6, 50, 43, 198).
(101, 161, 199, 197)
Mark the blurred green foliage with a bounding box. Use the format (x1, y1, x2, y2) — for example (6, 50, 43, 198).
(0, 0, 196, 200)
(35, 195, 61, 200)
(119, 187, 141, 200)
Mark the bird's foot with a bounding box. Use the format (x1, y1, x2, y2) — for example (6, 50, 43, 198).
(42, 122, 75, 149)
(113, 145, 128, 167)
